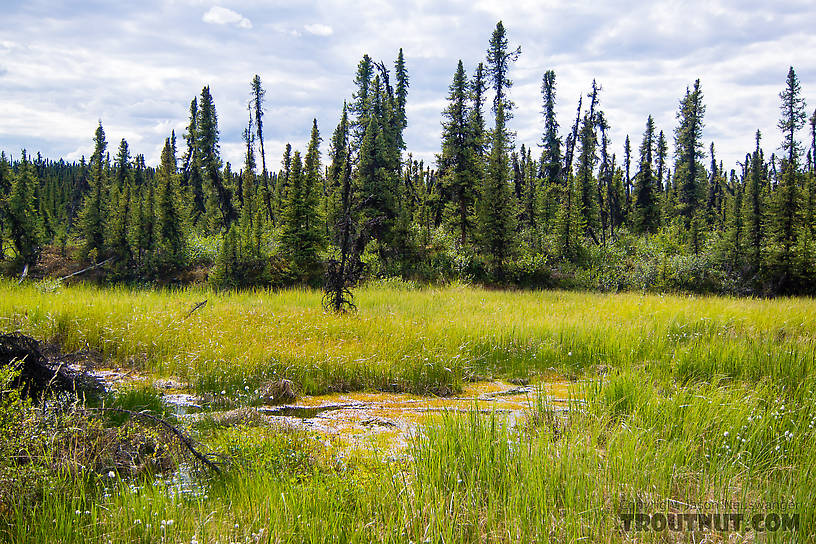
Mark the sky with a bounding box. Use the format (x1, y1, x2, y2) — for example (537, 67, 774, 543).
(1, 0, 815, 173)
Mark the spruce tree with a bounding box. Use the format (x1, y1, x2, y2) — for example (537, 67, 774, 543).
(521, 147, 538, 247)
(674, 79, 706, 223)
(656, 130, 668, 193)
(250, 75, 274, 222)
(476, 103, 516, 276)
(251, 75, 267, 176)
(469, 63, 488, 161)
(351, 55, 374, 152)
(5, 151, 43, 264)
(325, 104, 350, 239)
(197, 86, 236, 231)
(633, 116, 660, 234)
(355, 78, 399, 255)
(743, 131, 765, 272)
(154, 137, 186, 270)
(114, 139, 131, 191)
(623, 135, 632, 218)
(394, 48, 409, 150)
(554, 170, 584, 260)
(723, 178, 744, 271)
(275, 143, 292, 222)
(439, 60, 477, 247)
(182, 97, 206, 223)
(768, 67, 807, 289)
(107, 178, 132, 273)
(597, 112, 612, 243)
(78, 122, 108, 260)
(212, 224, 239, 289)
(539, 70, 562, 186)
(0, 152, 11, 260)
(576, 112, 599, 239)
(486, 21, 521, 118)
(280, 121, 324, 282)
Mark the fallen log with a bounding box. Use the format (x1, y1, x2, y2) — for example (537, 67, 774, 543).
(0, 332, 103, 401)
(89, 407, 223, 473)
(57, 257, 115, 281)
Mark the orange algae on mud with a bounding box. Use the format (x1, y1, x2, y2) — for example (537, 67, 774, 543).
(260, 380, 578, 453)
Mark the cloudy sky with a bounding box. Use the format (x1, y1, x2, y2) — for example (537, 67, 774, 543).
(1, 0, 815, 173)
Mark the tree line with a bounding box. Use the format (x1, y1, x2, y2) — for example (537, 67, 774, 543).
(1, 22, 815, 295)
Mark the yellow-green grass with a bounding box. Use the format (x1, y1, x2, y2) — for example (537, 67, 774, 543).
(0, 279, 814, 395)
(2, 280, 816, 542)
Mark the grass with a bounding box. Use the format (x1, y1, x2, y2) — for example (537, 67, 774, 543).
(1, 279, 815, 541)
(1, 279, 814, 395)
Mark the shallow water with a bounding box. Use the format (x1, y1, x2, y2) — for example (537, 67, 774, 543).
(249, 380, 577, 452)
(89, 366, 577, 453)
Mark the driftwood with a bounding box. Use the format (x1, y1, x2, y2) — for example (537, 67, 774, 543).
(184, 300, 208, 319)
(0, 332, 104, 401)
(91, 407, 223, 473)
(57, 256, 115, 281)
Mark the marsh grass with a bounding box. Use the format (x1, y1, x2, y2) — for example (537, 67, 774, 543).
(1, 281, 814, 542)
(1, 279, 814, 396)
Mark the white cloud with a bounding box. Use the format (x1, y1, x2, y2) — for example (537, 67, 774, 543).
(1, 0, 815, 171)
(202, 6, 252, 29)
(304, 23, 333, 36)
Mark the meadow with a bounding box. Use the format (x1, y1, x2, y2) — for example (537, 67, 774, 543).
(1, 279, 815, 542)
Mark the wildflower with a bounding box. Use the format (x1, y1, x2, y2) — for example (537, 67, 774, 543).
(108, 470, 116, 478)
(723, 431, 729, 437)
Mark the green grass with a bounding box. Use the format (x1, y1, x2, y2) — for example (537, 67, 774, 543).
(1, 279, 814, 395)
(1, 280, 814, 542)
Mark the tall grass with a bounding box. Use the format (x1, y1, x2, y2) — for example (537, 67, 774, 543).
(1, 279, 814, 395)
(7, 379, 812, 542)
(1, 281, 814, 541)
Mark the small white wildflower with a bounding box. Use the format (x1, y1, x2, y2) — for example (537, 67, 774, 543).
(568, 351, 573, 356)
(221, 390, 226, 395)
(108, 470, 116, 478)
(723, 431, 729, 437)
(75, 510, 81, 515)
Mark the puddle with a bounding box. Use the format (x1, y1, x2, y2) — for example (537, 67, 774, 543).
(250, 381, 578, 453)
(85, 365, 578, 455)
(164, 393, 202, 415)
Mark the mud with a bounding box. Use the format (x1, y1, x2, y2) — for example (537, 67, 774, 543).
(249, 381, 577, 452)
(85, 366, 577, 454)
